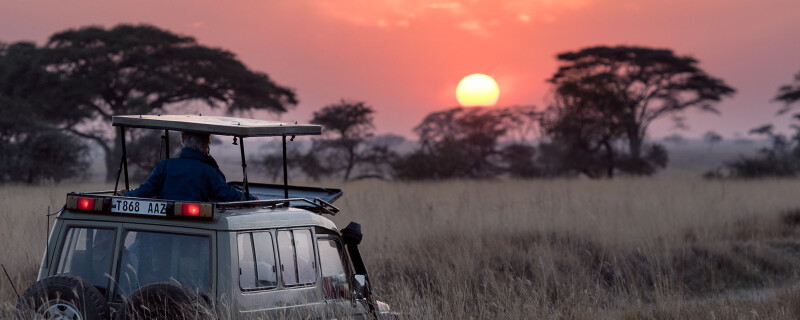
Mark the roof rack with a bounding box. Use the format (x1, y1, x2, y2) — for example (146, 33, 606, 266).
(216, 198, 340, 216)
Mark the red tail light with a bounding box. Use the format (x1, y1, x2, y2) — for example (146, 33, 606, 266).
(181, 203, 201, 216)
(67, 196, 101, 211)
(175, 202, 212, 218)
(77, 197, 96, 210)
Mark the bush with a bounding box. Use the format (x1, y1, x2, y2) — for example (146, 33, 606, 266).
(0, 130, 89, 183)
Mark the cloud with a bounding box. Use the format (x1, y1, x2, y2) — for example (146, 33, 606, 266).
(458, 19, 490, 37)
(427, 2, 462, 10)
(309, 0, 593, 34)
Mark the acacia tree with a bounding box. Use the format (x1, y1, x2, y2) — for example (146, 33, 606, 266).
(549, 46, 735, 174)
(394, 107, 509, 179)
(309, 100, 375, 181)
(776, 72, 800, 114)
(40, 24, 297, 180)
(703, 131, 723, 151)
(541, 74, 630, 177)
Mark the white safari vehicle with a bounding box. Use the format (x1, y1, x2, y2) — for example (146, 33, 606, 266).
(15, 115, 400, 320)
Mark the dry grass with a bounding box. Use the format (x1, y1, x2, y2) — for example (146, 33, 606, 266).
(3, 178, 800, 319)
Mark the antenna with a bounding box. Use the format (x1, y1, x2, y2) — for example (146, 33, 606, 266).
(1, 264, 20, 300)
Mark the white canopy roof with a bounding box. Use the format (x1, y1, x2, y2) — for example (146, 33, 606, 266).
(112, 114, 321, 137)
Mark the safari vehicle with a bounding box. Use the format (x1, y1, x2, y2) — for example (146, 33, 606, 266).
(16, 115, 400, 320)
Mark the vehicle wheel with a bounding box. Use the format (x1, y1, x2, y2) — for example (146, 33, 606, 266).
(15, 275, 109, 320)
(115, 283, 211, 320)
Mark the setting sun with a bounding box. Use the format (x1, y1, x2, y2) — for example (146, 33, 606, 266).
(456, 74, 500, 107)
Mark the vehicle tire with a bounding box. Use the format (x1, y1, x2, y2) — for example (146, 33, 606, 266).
(115, 283, 211, 320)
(14, 274, 109, 320)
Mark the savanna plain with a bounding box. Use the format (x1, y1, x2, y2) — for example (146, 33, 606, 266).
(3, 179, 800, 319)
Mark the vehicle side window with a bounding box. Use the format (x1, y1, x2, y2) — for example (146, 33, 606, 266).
(277, 229, 316, 286)
(238, 232, 278, 290)
(237, 233, 257, 290)
(317, 237, 350, 300)
(294, 229, 316, 284)
(56, 227, 116, 294)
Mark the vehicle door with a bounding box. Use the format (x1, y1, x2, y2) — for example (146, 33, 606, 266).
(316, 231, 369, 319)
(112, 223, 216, 303)
(235, 227, 326, 319)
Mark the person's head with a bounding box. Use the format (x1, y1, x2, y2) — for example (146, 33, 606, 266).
(181, 132, 211, 155)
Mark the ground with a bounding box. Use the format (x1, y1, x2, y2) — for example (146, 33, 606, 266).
(2, 178, 800, 319)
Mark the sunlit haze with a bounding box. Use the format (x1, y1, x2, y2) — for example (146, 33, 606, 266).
(1, 0, 799, 138)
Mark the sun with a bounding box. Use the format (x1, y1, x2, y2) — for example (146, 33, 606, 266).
(456, 74, 500, 107)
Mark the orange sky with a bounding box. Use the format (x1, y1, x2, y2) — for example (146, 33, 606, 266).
(1, 0, 799, 139)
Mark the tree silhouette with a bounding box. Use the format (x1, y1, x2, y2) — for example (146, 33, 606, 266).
(541, 77, 627, 177)
(310, 100, 375, 181)
(703, 131, 723, 151)
(0, 42, 89, 183)
(776, 71, 800, 114)
(663, 134, 685, 145)
(549, 46, 735, 174)
(723, 123, 800, 178)
(40, 24, 297, 181)
(395, 107, 509, 179)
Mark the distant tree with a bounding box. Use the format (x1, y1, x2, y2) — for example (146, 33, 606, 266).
(419, 107, 506, 178)
(723, 123, 800, 178)
(309, 100, 375, 181)
(357, 134, 403, 179)
(259, 146, 304, 182)
(0, 42, 89, 183)
(394, 107, 509, 179)
(703, 131, 723, 151)
(495, 105, 541, 143)
(776, 71, 800, 114)
(749, 124, 774, 136)
(500, 144, 540, 178)
(548, 46, 735, 175)
(37, 24, 297, 181)
(663, 134, 686, 145)
(716, 73, 800, 178)
(540, 77, 627, 177)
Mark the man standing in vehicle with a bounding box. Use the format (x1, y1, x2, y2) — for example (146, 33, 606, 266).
(122, 131, 256, 202)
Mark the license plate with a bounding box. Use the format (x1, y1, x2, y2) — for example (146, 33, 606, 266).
(111, 198, 169, 216)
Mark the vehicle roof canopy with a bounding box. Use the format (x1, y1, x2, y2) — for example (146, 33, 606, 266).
(112, 114, 321, 137)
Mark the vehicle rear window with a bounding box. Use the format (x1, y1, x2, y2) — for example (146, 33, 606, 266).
(115, 230, 210, 299)
(238, 232, 278, 290)
(56, 227, 116, 295)
(277, 229, 316, 286)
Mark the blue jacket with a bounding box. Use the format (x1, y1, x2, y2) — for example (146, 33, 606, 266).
(126, 147, 253, 202)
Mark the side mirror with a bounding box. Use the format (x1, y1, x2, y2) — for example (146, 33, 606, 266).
(342, 222, 363, 246)
(353, 274, 367, 298)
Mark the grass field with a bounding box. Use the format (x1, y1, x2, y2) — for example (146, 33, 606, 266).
(3, 178, 800, 319)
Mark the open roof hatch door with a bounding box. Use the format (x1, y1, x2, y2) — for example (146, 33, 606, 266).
(113, 114, 321, 137)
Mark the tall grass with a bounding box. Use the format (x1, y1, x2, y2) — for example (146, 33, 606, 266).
(3, 179, 800, 319)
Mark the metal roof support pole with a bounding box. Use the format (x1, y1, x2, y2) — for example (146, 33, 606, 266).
(282, 134, 289, 199)
(164, 129, 170, 159)
(120, 126, 130, 190)
(238, 136, 250, 200)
